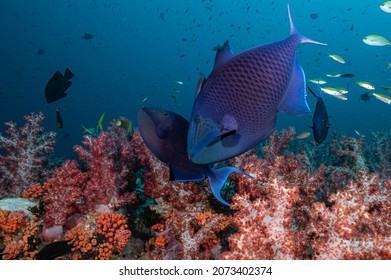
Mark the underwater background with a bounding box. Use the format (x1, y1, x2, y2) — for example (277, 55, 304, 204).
(0, 0, 390, 159)
(1, 0, 391, 261)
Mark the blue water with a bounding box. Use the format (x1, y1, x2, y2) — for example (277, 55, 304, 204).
(0, 0, 390, 158)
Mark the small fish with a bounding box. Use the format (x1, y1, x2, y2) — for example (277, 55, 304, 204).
(332, 94, 348, 101)
(36, 241, 73, 260)
(138, 107, 251, 206)
(381, 85, 391, 92)
(356, 81, 375, 90)
(309, 78, 327, 85)
(339, 73, 355, 78)
(36, 48, 45, 55)
(363, 35, 391, 46)
(115, 119, 134, 140)
(97, 112, 105, 131)
(360, 92, 371, 102)
(380, 1, 391, 13)
(45, 68, 74, 103)
(328, 54, 346, 64)
(81, 125, 97, 135)
(310, 13, 318, 20)
(82, 32, 93, 40)
(372, 92, 391, 104)
(320, 87, 348, 96)
(326, 73, 342, 78)
(308, 87, 330, 144)
(170, 93, 180, 105)
(56, 106, 63, 129)
(141, 97, 148, 103)
(296, 131, 311, 139)
(175, 80, 184, 85)
(354, 130, 361, 136)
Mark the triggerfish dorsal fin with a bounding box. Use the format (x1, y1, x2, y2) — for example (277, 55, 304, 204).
(287, 4, 327, 46)
(278, 58, 311, 115)
(213, 40, 234, 72)
(207, 167, 252, 206)
(195, 76, 206, 97)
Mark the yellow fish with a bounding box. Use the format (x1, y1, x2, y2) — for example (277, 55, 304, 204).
(380, 1, 391, 13)
(328, 54, 346, 64)
(296, 131, 311, 139)
(372, 92, 391, 104)
(356, 81, 375, 90)
(381, 86, 391, 92)
(115, 119, 134, 140)
(97, 112, 105, 131)
(363, 35, 391, 46)
(326, 73, 342, 78)
(309, 78, 327, 85)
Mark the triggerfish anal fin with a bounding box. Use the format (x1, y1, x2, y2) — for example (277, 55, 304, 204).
(287, 4, 327, 46)
(208, 167, 253, 206)
(277, 59, 311, 115)
(212, 40, 234, 72)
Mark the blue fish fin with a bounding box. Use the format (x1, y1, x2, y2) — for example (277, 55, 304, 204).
(287, 4, 327, 46)
(195, 76, 206, 97)
(169, 164, 205, 182)
(278, 60, 311, 115)
(207, 167, 253, 206)
(307, 86, 323, 100)
(212, 40, 234, 72)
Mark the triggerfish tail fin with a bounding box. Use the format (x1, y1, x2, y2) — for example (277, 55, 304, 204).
(278, 59, 311, 115)
(207, 167, 253, 206)
(287, 3, 327, 46)
(64, 68, 75, 80)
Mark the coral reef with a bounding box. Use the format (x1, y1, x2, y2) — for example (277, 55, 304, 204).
(0, 112, 56, 198)
(0, 112, 390, 260)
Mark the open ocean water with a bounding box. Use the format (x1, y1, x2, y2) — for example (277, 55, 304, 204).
(0, 0, 390, 158)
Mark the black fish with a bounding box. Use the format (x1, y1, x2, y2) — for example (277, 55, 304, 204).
(56, 106, 63, 128)
(339, 73, 355, 78)
(310, 13, 318, 20)
(45, 68, 74, 103)
(36, 240, 73, 260)
(36, 48, 45, 55)
(82, 32, 93, 40)
(360, 92, 371, 103)
(308, 87, 330, 144)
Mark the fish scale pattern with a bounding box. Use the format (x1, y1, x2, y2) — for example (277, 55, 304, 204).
(201, 37, 298, 130)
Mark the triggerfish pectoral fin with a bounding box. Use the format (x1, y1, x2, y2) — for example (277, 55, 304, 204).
(187, 116, 222, 159)
(278, 59, 311, 115)
(207, 167, 253, 206)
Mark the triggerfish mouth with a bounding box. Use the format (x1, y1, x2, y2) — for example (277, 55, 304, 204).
(138, 107, 252, 206)
(187, 4, 326, 164)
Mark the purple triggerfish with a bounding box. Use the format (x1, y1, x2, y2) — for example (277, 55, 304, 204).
(187, 4, 326, 164)
(138, 107, 251, 206)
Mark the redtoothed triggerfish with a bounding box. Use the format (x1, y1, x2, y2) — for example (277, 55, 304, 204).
(307, 87, 330, 144)
(187, 4, 326, 164)
(138, 107, 251, 206)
